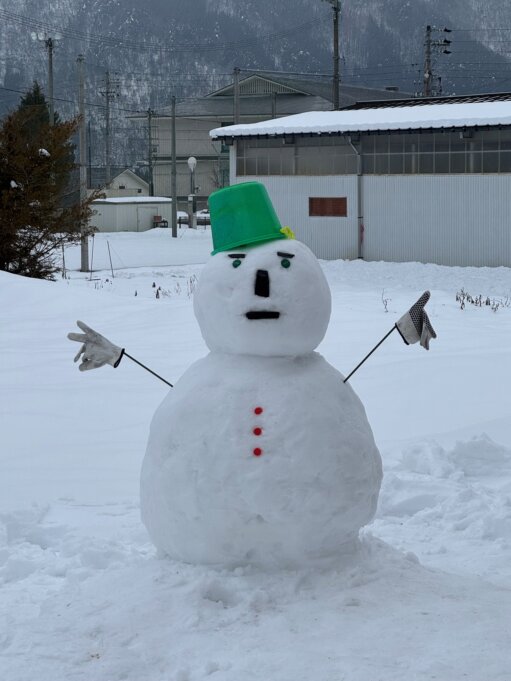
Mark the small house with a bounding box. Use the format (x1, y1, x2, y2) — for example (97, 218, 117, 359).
(88, 168, 149, 199)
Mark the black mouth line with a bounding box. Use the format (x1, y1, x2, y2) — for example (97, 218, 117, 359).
(246, 311, 280, 320)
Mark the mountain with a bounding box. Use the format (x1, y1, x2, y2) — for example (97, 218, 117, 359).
(1, 0, 510, 166)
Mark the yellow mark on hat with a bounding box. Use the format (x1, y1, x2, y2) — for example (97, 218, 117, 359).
(280, 226, 295, 239)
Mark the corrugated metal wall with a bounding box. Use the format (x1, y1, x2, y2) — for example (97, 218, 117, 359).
(363, 176, 511, 267)
(232, 174, 359, 260)
(228, 146, 511, 266)
(92, 202, 173, 233)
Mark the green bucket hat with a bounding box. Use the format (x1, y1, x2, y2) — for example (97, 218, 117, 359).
(208, 182, 288, 255)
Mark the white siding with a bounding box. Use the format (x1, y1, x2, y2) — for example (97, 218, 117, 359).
(231, 175, 359, 260)
(363, 175, 511, 267)
(90, 204, 116, 232)
(91, 201, 173, 233)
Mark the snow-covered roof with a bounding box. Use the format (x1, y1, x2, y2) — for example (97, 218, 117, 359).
(210, 101, 511, 139)
(93, 196, 172, 204)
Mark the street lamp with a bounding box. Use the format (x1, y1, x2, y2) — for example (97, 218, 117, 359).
(187, 156, 197, 193)
(187, 156, 197, 229)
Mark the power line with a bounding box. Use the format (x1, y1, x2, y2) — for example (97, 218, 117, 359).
(231, 67, 333, 77)
(0, 84, 147, 114)
(452, 28, 511, 32)
(85, 67, 234, 81)
(451, 39, 511, 44)
(0, 9, 326, 54)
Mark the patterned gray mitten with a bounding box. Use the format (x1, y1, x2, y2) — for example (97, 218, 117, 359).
(395, 291, 437, 350)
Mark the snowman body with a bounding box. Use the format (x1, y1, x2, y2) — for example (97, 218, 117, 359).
(140, 239, 382, 568)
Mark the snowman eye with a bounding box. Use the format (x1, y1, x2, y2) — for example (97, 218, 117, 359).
(228, 253, 245, 268)
(277, 251, 294, 269)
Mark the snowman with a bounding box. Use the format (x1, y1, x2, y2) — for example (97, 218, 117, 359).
(69, 182, 383, 569)
(140, 182, 382, 568)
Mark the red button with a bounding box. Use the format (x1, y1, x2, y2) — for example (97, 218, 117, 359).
(253, 427, 262, 436)
(254, 407, 263, 415)
(253, 448, 263, 457)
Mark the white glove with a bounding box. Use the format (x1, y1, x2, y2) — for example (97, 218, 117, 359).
(68, 320, 124, 371)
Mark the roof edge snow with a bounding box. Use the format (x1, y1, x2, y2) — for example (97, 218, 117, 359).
(210, 100, 511, 139)
(92, 196, 172, 204)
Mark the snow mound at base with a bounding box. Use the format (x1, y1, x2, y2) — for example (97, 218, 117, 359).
(449, 434, 511, 477)
(399, 434, 511, 479)
(3, 526, 511, 681)
(374, 435, 511, 580)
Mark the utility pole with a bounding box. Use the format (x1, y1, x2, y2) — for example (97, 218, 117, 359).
(332, 0, 340, 109)
(423, 25, 451, 97)
(171, 96, 177, 238)
(233, 66, 240, 124)
(87, 120, 92, 185)
(47, 38, 55, 125)
(77, 54, 89, 272)
(101, 71, 119, 187)
(32, 34, 57, 124)
(423, 25, 432, 97)
(147, 108, 154, 196)
(105, 71, 111, 186)
(323, 0, 340, 110)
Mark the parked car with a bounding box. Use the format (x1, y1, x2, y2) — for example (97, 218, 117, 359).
(196, 209, 210, 226)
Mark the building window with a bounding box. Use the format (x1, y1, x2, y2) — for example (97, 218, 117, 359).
(236, 137, 357, 176)
(220, 122, 233, 154)
(235, 128, 511, 177)
(309, 197, 347, 217)
(361, 128, 511, 175)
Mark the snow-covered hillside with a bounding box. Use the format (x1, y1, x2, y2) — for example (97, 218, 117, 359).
(1, 228, 511, 680)
(1, 0, 511, 144)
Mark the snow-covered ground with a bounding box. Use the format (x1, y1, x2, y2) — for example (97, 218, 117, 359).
(2, 227, 511, 681)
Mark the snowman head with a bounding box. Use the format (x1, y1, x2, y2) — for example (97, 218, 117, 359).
(194, 183, 331, 356)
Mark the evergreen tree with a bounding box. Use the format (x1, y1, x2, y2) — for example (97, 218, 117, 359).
(18, 82, 72, 190)
(0, 89, 99, 279)
(18, 81, 51, 131)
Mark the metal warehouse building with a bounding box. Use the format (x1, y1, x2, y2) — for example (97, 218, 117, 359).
(210, 94, 511, 267)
